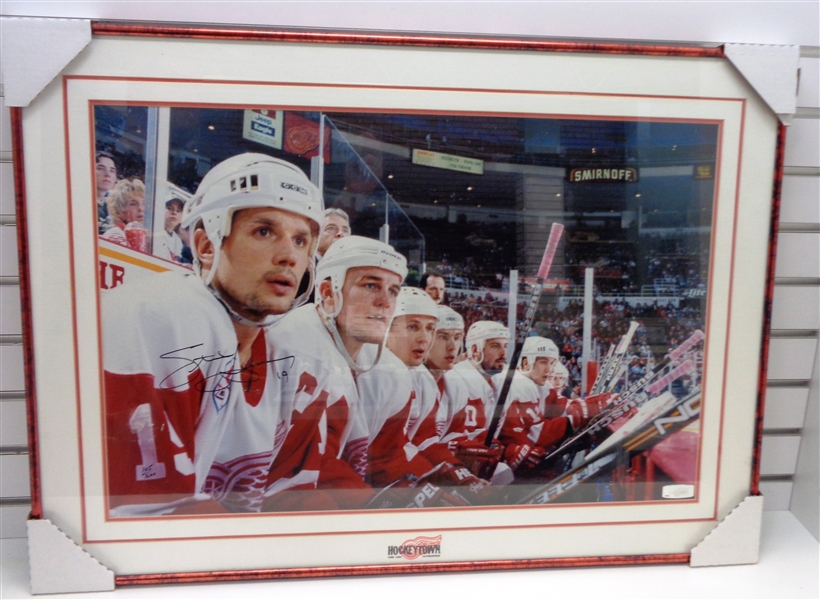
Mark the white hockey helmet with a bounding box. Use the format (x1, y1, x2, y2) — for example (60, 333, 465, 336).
(436, 305, 464, 331)
(315, 235, 408, 373)
(182, 153, 323, 287)
(518, 336, 559, 368)
(466, 320, 510, 349)
(316, 235, 408, 318)
(393, 287, 438, 320)
(465, 320, 510, 366)
(551, 360, 570, 389)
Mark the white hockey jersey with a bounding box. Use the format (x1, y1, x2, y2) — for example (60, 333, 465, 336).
(269, 304, 369, 487)
(102, 272, 318, 515)
(355, 347, 436, 486)
(493, 370, 569, 450)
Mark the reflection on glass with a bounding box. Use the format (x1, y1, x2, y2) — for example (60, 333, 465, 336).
(94, 104, 715, 513)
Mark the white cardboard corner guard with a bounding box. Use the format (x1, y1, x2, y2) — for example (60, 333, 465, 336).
(27, 519, 115, 595)
(690, 495, 764, 567)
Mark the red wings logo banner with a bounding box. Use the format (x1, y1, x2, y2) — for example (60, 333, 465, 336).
(283, 112, 331, 163)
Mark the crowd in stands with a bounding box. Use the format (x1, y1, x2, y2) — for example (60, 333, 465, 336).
(645, 237, 710, 290)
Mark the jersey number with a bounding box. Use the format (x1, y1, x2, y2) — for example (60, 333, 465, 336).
(129, 404, 167, 481)
(464, 405, 478, 428)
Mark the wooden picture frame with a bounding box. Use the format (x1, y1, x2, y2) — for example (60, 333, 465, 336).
(11, 23, 784, 592)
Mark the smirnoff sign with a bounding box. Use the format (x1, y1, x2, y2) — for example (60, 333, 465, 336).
(569, 167, 638, 183)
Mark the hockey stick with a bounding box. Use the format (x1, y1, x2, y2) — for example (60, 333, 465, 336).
(588, 344, 615, 395)
(592, 321, 639, 394)
(484, 223, 564, 446)
(518, 388, 702, 505)
(539, 330, 703, 462)
(583, 359, 695, 461)
(583, 329, 704, 433)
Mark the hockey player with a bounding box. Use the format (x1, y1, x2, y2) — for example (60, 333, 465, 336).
(424, 305, 471, 452)
(449, 320, 510, 445)
(358, 290, 494, 505)
(547, 361, 572, 414)
(266, 235, 408, 509)
(419, 306, 509, 483)
(385, 287, 440, 442)
(102, 153, 324, 516)
(357, 287, 442, 488)
(497, 337, 616, 477)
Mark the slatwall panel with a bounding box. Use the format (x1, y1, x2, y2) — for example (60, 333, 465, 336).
(0, 81, 30, 535)
(0, 50, 818, 539)
(763, 46, 820, 520)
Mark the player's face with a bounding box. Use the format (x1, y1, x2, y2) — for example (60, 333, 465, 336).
(426, 328, 464, 371)
(550, 372, 568, 390)
(481, 337, 509, 372)
(388, 315, 437, 367)
(95, 156, 117, 194)
(164, 201, 183, 233)
(317, 214, 351, 256)
(424, 275, 445, 304)
(204, 207, 313, 322)
(336, 267, 402, 347)
(122, 194, 145, 224)
(528, 356, 556, 387)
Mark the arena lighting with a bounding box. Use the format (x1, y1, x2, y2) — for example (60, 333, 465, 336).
(467, 186, 473, 191)
(635, 193, 642, 197)
(208, 125, 215, 130)
(591, 148, 597, 154)
(387, 173, 394, 179)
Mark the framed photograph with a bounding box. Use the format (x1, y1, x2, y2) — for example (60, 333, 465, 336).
(13, 24, 782, 587)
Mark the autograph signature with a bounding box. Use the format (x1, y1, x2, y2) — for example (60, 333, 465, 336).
(159, 344, 295, 393)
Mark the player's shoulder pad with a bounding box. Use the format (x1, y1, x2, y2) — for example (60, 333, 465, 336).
(103, 271, 230, 332)
(359, 345, 411, 382)
(271, 304, 343, 364)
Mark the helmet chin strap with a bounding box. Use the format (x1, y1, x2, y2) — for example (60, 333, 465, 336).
(470, 344, 490, 378)
(205, 284, 284, 328)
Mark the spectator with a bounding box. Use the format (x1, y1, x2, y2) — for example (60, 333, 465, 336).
(156, 188, 191, 264)
(95, 151, 118, 234)
(101, 178, 145, 252)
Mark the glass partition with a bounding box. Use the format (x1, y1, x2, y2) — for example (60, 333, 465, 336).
(321, 116, 425, 283)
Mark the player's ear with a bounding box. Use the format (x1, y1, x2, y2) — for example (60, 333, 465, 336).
(318, 279, 337, 313)
(193, 228, 215, 271)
